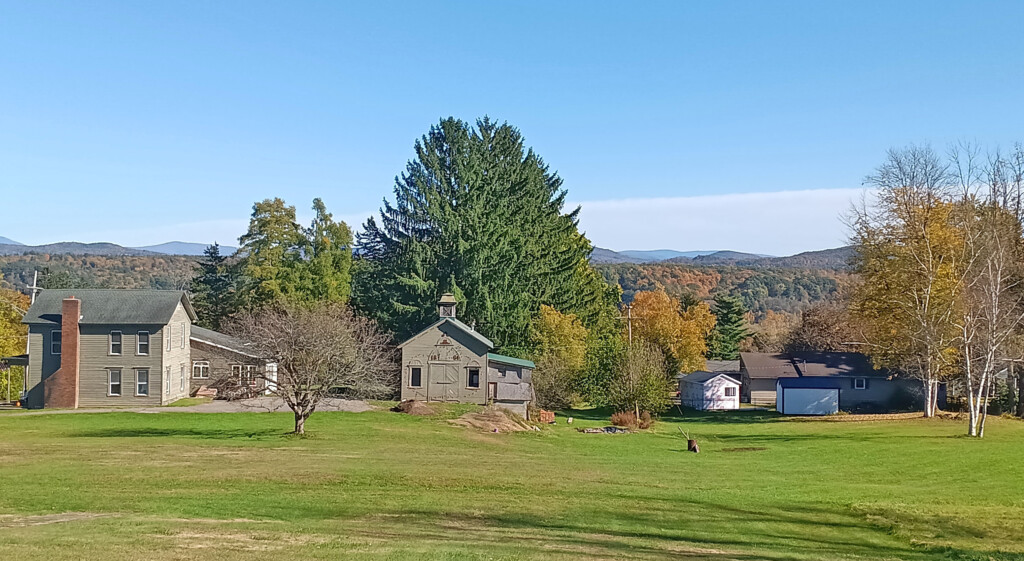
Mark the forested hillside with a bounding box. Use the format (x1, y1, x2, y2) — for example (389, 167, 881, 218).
(0, 254, 197, 292)
(597, 263, 851, 317)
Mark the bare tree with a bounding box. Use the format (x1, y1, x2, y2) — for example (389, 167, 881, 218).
(231, 302, 397, 434)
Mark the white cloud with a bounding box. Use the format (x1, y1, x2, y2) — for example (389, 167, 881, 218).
(573, 188, 871, 256)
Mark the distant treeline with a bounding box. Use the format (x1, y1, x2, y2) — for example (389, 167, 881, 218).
(595, 263, 851, 317)
(0, 254, 198, 292)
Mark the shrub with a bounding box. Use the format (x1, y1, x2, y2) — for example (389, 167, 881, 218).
(639, 411, 653, 429)
(610, 411, 637, 428)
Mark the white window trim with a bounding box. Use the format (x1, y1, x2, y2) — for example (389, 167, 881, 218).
(854, 377, 867, 390)
(108, 369, 122, 397)
(109, 330, 123, 356)
(231, 364, 243, 380)
(409, 366, 423, 388)
(466, 367, 481, 390)
(165, 327, 172, 351)
(180, 322, 186, 349)
(135, 369, 149, 396)
(243, 365, 258, 387)
(50, 330, 61, 355)
(137, 331, 150, 356)
(180, 365, 186, 392)
(192, 361, 210, 379)
(165, 366, 171, 396)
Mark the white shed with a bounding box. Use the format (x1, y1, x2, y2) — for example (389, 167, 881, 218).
(679, 371, 741, 410)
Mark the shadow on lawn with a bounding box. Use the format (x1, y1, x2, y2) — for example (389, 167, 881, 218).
(564, 406, 781, 425)
(71, 427, 282, 439)
(357, 499, 946, 561)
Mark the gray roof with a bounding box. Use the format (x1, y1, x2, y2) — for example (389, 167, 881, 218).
(740, 351, 888, 379)
(190, 326, 260, 358)
(705, 360, 740, 372)
(398, 317, 495, 349)
(23, 289, 196, 326)
(680, 371, 741, 384)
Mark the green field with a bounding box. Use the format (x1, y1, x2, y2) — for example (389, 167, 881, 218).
(0, 406, 1021, 560)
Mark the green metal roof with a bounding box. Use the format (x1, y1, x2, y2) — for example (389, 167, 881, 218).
(22, 289, 197, 326)
(487, 353, 535, 369)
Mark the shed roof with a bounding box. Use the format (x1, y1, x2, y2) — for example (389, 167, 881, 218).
(397, 317, 495, 350)
(680, 371, 741, 385)
(705, 360, 740, 372)
(487, 353, 535, 369)
(740, 351, 888, 379)
(23, 289, 196, 326)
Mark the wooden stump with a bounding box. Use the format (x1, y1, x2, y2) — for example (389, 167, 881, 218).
(687, 439, 700, 453)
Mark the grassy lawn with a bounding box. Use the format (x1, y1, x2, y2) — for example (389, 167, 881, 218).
(0, 407, 1021, 560)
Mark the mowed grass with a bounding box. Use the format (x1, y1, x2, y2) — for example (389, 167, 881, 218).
(0, 406, 1022, 561)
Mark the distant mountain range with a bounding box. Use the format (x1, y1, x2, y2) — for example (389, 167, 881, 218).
(592, 246, 854, 269)
(0, 239, 236, 257)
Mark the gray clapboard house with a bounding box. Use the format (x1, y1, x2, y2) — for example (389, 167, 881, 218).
(398, 294, 536, 418)
(21, 289, 196, 408)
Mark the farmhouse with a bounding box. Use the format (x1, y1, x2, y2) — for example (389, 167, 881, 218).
(20, 289, 196, 408)
(740, 351, 924, 414)
(398, 294, 536, 418)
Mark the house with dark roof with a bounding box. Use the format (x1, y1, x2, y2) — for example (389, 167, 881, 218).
(21, 289, 197, 408)
(739, 351, 926, 413)
(398, 294, 536, 418)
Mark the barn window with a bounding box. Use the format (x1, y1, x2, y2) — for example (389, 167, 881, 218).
(109, 331, 122, 355)
(854, 378, 867, 390)
(724, 386, 737, 397)
(410, 367, 422, 387)
(468, 368, 480, 389)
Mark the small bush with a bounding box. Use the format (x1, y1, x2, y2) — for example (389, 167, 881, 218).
(611, 411, 655, 429)
(611, 411, 637, 428)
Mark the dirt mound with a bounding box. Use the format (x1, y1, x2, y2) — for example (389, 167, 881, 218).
(393, 400, 437, 416)
(449, 408, 535, 433)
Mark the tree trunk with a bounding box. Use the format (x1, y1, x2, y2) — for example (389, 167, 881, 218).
(923, 379, 935, 418)
(1017, 366, 1024, 418)
(294, 411, 306, 435)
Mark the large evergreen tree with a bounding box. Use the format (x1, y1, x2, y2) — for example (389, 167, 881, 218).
(354, 117, 615, 353)
(190, 243, 239, 330)
(707, 294, 752, 360)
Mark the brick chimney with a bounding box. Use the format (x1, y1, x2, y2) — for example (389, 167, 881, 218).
(44, 297, 81, 408)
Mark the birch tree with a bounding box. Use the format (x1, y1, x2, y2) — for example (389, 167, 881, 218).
(851, 146, 966, 417)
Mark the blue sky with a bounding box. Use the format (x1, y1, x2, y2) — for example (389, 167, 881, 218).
(3, 1, 1024, 255)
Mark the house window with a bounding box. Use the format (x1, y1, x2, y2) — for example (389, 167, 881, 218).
(468, 368, 480, 389)
(180, 322, 186, 348)
(854, 378, 867, 390)
(724, 386, 737, 397)
(410, 367, 422, 387)
(137, 331, 150, 355)
(109, 331, 123, 355)
(243, 365, 257, 387)
(193, 361, 210, 379)
(165, 327, 172, 351)
(135, 369, 149, 396)
(232, 364, 242, 381)
(108, 369, 122, 396)
(165, 366, 171, 395)
(180, 365, 186, 392)
(50, 330, 61, 355)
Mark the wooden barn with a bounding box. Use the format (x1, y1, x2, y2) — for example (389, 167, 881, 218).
(398, 294, 536, 418)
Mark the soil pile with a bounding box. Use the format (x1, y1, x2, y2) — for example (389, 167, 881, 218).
(449, 407, 534, 433)
(393, 400, 437, 416)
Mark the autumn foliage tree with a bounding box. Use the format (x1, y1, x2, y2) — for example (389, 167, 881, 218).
(530, 305, 588, 409)
(630, 289, 715, 374)
(0, 285, 29, 400)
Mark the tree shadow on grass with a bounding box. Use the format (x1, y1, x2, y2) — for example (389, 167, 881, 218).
(70, 427, 283, 439)
(563, 406, 782, 425)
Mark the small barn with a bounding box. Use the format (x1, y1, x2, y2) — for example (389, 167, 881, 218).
(398, 294, 536, 418)
(679, 371, 740, 410)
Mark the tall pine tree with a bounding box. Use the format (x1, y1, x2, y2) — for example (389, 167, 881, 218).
(354, 117, 616, 353)
(707, 294, 752, 360)
(190, 243, 240, 330)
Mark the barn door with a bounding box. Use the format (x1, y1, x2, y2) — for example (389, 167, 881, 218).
(428, 363, 460, 402)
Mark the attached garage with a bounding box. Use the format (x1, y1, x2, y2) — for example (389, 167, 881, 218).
(776, 378, 841, 416)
